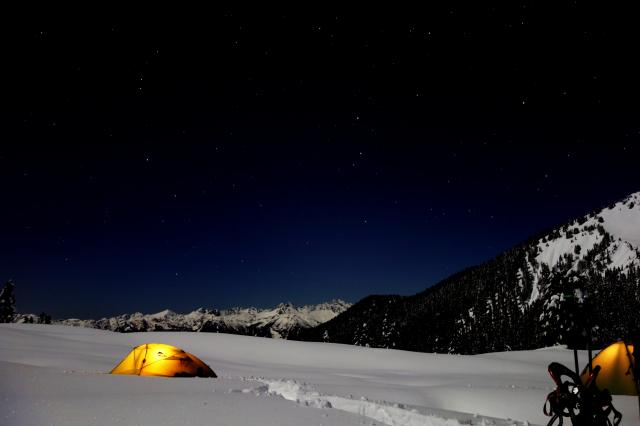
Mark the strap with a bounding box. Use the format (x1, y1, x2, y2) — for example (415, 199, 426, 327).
(543, 391, 554, 416)
(546, 413, 561, 426)
(611, 405, 622, 426)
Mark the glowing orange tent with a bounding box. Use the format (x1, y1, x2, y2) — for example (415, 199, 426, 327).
(581, 341, 637, 396)
(110, 343, 217, 378)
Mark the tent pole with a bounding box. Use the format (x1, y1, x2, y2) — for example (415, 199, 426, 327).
(622, 340, 639, 421)
(573, 348, 579, 376)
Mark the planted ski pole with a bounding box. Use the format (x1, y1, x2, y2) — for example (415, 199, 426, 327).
(637, 343, 640, 422)
(587, 330, 593, 373)
(564, 285, 583, 377)
(583, 287, 593, 373)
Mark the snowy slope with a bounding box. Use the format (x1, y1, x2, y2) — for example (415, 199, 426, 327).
(529, 191, 640, 303)
(600, 192, 640, 248)
(542, 191, 640, 270)
(28, 300, 351, 339)
(1, 324, 637, 426)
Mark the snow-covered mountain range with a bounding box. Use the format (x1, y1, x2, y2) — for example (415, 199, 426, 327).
(44, 300, 351, 339)
(14, 192, 640, 352)
(302, 191, 640, 353)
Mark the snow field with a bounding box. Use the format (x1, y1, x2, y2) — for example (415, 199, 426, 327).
(1, 324, 638, 426)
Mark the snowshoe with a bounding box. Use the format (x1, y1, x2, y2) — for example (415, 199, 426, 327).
(543, 362, 621, 426)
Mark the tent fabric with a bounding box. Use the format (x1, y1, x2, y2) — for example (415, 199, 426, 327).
(581, 341, 636, 396)
(110, 343, 217, 378)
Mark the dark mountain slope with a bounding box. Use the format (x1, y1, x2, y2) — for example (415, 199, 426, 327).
(300, 192, 640, 354)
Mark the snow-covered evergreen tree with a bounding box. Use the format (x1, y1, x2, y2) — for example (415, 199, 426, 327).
(0, 280, 16, 323)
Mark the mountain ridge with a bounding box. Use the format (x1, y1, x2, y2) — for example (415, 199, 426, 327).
(14, 299, 352, 339)
(299, 191, 640, 353)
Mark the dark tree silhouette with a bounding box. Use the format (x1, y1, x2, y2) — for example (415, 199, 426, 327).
(0, 280, 16, 323)
(38, 312, 52, 324)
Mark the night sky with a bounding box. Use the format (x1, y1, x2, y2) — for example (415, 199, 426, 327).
(3, 6, 640, 318)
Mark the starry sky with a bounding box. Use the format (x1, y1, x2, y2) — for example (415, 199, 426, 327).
(3, 6, 640, 318)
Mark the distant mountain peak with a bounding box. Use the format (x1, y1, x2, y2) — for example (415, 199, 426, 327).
(148, 309, 175, 318)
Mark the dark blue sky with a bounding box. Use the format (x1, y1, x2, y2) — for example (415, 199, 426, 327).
(3, 7, 640, 318)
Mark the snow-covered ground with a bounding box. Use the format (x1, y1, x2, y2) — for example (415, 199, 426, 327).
(0, 324, 637, 426)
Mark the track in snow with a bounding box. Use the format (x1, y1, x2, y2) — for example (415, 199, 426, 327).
(248, 378, 532, 426)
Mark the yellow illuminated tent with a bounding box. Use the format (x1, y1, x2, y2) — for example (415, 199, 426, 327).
(110, 343, 217, 378)
(581, 341, 637, 396)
